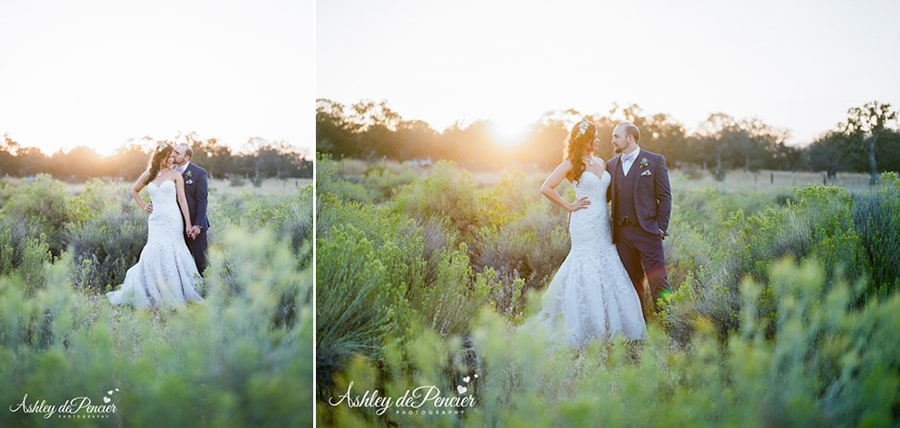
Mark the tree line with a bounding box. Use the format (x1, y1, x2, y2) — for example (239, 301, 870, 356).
(317, 99, 900, 183)
(0, 132, 313, 182)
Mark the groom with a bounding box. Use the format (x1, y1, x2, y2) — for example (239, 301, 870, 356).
(607, 121, 672, 318)
(173, 143, 210, 276)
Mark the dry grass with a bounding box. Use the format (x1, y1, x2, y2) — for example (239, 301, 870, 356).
(222, 178, 313, 195)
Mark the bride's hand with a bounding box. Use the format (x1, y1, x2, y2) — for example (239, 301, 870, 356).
(570, 196, 590, 212)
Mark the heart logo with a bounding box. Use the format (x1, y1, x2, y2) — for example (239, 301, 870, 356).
(463, 376, 470, 383)
(103, 396, 111, 403)
(457, 385, 467, 394)
(107, 390, 114, 395)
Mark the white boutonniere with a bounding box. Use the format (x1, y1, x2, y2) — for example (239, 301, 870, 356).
(185, 170, 193, 178)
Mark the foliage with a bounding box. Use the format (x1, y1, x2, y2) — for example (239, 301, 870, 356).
(1, 176, 313, 427)
(317, 159, 899, 427)
(319, 259, 899, 427)
(315, 224, 403, 401)
(0, 174, 74, 258)
(1, 230, 312, 427)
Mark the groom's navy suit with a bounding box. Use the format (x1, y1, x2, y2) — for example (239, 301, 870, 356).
(180, 162, 210, 276)
(607, 149, 672, 314)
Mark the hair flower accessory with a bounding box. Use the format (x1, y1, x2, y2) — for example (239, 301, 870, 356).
(640, 157, 649, 168)
(156, 142, 170, 153)
(575, 120, 592, 139)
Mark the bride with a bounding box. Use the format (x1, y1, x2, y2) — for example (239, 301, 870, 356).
(529, 120, 645, 347)
(107, 142, 204, 309)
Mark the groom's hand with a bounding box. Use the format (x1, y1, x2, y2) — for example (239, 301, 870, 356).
(659, 229, 666, 240)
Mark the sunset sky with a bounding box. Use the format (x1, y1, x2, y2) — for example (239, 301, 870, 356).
(318, 0, 900, 146)
(0, 0, 314, 156)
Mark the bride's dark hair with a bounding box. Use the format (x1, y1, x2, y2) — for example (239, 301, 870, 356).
(144, 142, 174, 185)
(565, 119, 597, 183)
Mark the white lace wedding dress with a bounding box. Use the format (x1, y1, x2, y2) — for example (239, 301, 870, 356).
(529, 170, 645, 347)
(107, 179, 204, 309)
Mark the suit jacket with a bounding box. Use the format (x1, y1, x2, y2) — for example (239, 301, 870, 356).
(606, 149, 672, 239)
(181, 162, 210, 230)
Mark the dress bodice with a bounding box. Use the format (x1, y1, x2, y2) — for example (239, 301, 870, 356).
(148, 180, 177, 209)
(570, 170, 612, 246)
(146, 179, 183, 243)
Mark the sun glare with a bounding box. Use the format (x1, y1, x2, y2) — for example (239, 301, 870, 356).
(488, 120, 529, 147)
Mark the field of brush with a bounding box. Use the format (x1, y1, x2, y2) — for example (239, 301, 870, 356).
(0, 175, 313, 427)
(316, 158, 899, 427)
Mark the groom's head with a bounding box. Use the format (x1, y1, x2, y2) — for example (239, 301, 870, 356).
(611, 121, 640, 154)
(174, 143, 193, 166)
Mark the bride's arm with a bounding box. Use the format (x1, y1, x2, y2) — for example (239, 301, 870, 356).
(132, 171, 152, 213)
(540, 160, 589, 212)
(174, 174, 194, 233)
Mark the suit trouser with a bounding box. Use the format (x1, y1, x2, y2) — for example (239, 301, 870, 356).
(185, 229, 208, 276)
(615, 223, 670, 311)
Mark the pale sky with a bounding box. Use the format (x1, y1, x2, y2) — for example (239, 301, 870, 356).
(318, 0, 900, 146)
(1, 0, 314, 156)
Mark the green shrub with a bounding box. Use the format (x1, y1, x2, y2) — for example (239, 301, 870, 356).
(67, 208, 147, 291)
(391, 161, 488, 242)
(362, 160, 419, 202)
(318, 259, 897, 427)
(472, 203, 567, 314)
(1, 227, 313, 428)
(316, 155, 376, 203)
(315, 225, 401, 400)
(851, 177, 900, 298)
(664, 185, 880, 343)
(0, 174, 73, 257)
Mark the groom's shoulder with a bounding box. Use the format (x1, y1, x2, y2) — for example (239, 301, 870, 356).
(641, 149, 666, 160)
(191, 163, 209, 175)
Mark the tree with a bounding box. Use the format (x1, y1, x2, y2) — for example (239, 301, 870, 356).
(316, 99, 361, 158)
(842, 101, 899, 184)
(1, 133, 21, 176)
(696, 113, 738, 179)
(806, 131, 851, 178)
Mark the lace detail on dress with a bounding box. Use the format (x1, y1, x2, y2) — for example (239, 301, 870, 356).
(526, 170, 645, 347)
(107, 180, 204, 309)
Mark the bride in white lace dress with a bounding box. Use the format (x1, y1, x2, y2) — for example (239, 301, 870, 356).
(529, 120, 645, 347)
(107, 142, 204, 309)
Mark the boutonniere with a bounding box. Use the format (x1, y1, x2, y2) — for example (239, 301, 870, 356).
(185, 170, 193, 178)
(640, 157, 649, 168)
